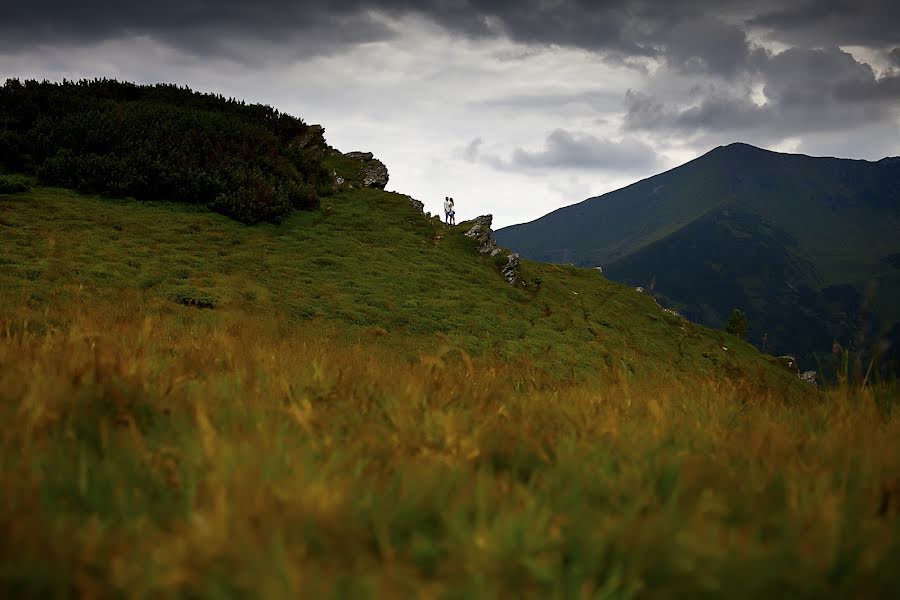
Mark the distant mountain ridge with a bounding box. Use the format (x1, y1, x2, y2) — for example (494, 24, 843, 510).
(495, 143, 900, 368)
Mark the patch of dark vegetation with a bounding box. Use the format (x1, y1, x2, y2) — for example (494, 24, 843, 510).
(0, 78, 334, 223)
(169, 286, 218, 309)
(0, 174, 31, 194)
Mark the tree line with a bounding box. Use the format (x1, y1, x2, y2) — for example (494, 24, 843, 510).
(0, 78, 333, 223)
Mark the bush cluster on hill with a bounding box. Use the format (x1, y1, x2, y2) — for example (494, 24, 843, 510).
(0, 78, 333, 223)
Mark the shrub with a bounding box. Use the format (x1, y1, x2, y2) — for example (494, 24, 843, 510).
(726, 308, 749, 339)
(170, 286, 218, 309)
(1, 78, 330, 223)
(0, 174, 31, 194)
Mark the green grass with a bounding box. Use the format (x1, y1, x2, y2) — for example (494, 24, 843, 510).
(4, 183, 896, 597)
(0, 184, 804, 391)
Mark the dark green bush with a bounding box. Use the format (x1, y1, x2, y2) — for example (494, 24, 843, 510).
(0, 174, 31, 194)
(726, 308, 749, 339)
(170, 286, 218, 309)
(1, 78, 332, 223)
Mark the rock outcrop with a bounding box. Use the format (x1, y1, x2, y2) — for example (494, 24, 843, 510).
(777, 355, 817, 385)
(778, 355, 799, 373)
(464, 215, 521, 285)
(344, 151, 374, 161)
(500, 253, 520, 285)
(345, 151, 389, 189)
(293, 124, 326, 151)
(464, 215, 503, 256)
(395, 193, 424, 213)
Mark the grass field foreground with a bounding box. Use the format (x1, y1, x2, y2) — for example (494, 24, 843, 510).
(1, 306, 899, 597)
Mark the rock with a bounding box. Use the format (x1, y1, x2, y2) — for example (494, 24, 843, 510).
(293, 124, 326, 150)
(594, 266, 603, 274)
(464, 215, 500, 255)
(342, 151, 389, 189)
(800, 370, 817, 385)
(662, 307, 683, 318)
(501, 253, 520, 285)
(635, 286, 644, 293)
(778, 355, 799, 373)
(359, 160, 389, 189)
(464, 215, 520, 285)
(396, 194, 424, 213)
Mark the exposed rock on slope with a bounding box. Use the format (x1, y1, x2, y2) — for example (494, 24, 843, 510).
(293, 124, 327, 152)
(344, 151, 389, 189)
(500, 253, 520, 285)
(464, 215, 502, 256)
(465, 215, 520, 285)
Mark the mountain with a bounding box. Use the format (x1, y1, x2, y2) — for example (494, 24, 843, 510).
(496, 143, 900, 368)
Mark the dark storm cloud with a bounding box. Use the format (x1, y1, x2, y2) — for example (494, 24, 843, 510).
(0, 1, 642, 56)
(750, 0, 900, 48)
(661, 16, 757, 77)
(625, 46, 900, 137)
(0, 1, 397, 58)
(467, 130, 661, 173)
(5, 1, 894, 73)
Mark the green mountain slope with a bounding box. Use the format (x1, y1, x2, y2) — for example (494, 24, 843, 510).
(496, 143, 900, 366)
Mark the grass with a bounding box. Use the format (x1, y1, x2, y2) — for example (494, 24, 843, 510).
(0, 184, 806, 390)
(1, 183, 898, 597)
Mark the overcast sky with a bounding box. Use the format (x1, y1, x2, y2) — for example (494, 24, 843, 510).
(3, 0, 899, 226)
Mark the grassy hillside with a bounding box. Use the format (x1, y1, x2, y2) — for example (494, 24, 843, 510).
(0, 180, 804, 389)
(496, 143, 900, 366)
(2, 180, 900, 597)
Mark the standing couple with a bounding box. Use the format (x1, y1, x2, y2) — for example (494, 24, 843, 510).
(443, 197, 456, 225)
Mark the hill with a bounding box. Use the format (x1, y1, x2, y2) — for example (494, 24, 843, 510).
(495, 143, 900, 368)
(2, 84, 899, 596)
(0, 180, 802, 389)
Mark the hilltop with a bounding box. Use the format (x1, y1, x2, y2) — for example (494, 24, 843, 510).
(496, 143, 900, 369)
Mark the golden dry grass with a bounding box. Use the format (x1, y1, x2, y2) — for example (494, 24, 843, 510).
(1, 299, 899, 598)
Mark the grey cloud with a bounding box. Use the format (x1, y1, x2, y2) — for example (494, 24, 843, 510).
(0, 1, 398, 58)
(626, 46, 900, 138)
(499, 129, 661, 172)
(750, 0, 900, 48)
(475, 89, 622, 112)
(662, 17, 755, 77)
(463, 137, 483, 162)
(762, 46, 879, 106)
(890, 48, 900, 67)
(5, 1, 894, 75)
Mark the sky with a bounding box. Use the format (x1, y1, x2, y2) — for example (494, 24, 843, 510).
(2, 0, 899, 227)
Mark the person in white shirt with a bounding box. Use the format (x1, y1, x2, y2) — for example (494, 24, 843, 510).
(449, 198, 456, 225)
(443, 196, 452, 224)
